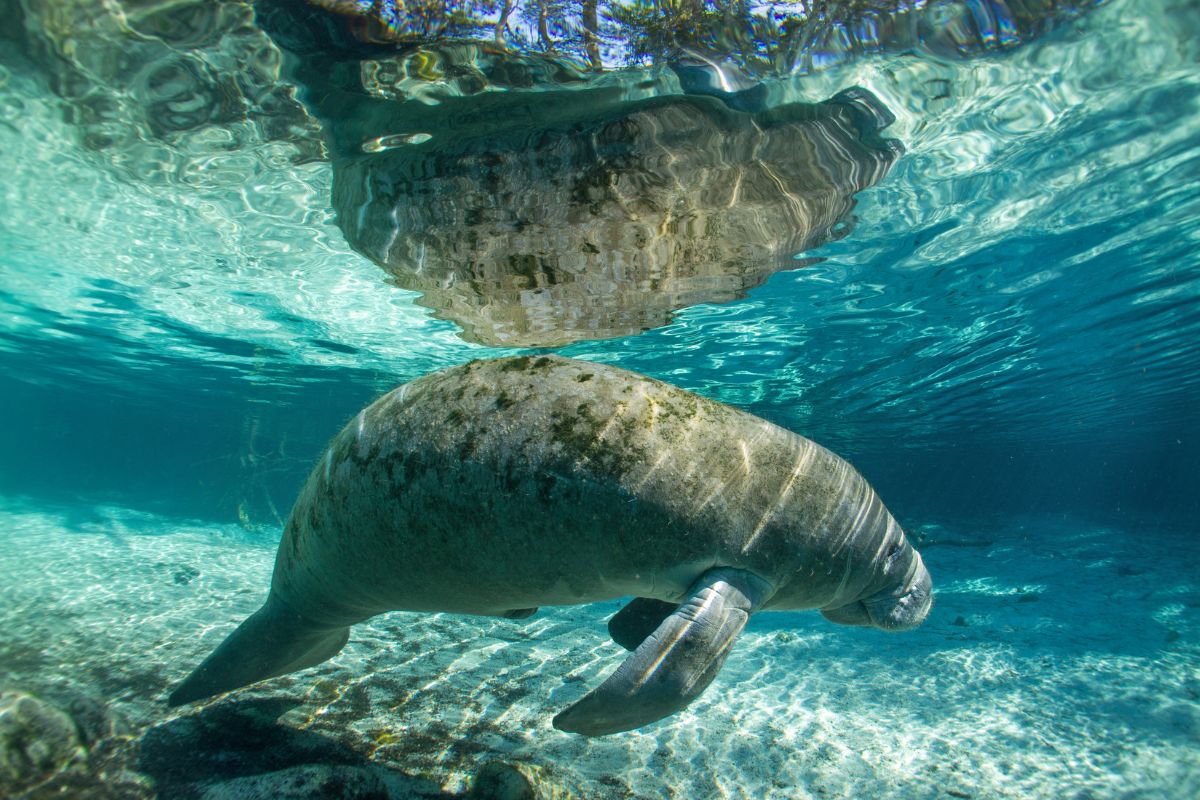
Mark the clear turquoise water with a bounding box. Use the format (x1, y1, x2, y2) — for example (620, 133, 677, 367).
(1, 0, 1198, 798)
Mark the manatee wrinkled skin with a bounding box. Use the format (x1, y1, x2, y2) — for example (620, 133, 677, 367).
(170, 355, 932, 735)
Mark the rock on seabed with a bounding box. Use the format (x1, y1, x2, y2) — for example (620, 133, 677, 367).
(0, 690, 87, 793)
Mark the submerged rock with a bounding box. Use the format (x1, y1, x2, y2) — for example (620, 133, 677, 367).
(0, 690, 87, 793)
(329, 88, 902, 347)
(141, 697, 451, 799)
(470, 761, 579, 800)
(200, 763, 424, 800)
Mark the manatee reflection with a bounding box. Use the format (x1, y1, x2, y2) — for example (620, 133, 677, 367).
(333, 88, 902, 347)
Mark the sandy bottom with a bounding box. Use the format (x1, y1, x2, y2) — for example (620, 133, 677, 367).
(1, 496, 1197, 799)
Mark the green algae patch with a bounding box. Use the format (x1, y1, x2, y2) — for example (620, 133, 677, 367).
(500, 356, 532, 372)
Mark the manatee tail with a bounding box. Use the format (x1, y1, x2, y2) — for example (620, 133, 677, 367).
(168, 595, 350, 707)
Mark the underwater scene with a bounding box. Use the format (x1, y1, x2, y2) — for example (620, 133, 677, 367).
(1, 0, 1198, 797)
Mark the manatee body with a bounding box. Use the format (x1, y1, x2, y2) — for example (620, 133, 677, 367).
(170, 355, 932, 735)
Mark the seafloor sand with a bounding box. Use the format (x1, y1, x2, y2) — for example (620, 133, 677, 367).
(1, 496, 1197, 799)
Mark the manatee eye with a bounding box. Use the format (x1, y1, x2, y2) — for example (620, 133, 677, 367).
(885, 540, 904, 565)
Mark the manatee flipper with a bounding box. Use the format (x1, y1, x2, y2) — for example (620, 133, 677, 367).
(168, 594, 349, 707)
(553, 567, 773, 736)
(608, 598, 677, 651)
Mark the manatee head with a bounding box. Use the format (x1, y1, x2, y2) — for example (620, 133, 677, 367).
(820, 538, 932, 632)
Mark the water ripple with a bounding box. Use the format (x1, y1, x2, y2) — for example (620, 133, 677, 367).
(0, 0, 1197, 454)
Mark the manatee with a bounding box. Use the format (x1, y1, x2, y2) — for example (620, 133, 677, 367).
(169, 355, 932, 735)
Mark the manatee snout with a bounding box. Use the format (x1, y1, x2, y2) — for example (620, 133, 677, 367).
(821, 550, 933, 632)
(864, 552, 932, 631)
